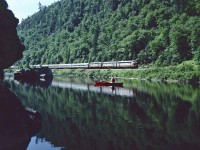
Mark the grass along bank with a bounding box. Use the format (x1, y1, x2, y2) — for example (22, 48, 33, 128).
(53, 61, 200, 84)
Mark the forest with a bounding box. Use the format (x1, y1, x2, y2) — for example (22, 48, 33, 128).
(17, 0, 200, 67)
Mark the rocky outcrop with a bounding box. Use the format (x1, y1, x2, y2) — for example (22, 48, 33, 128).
(14, 67, 53, 81)
(0, 0, 24, 69)
(14, 67, 53, 87)
(0, 80, 42, 149)
(0, 1, 41, 149)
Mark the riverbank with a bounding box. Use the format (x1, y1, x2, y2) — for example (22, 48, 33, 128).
(53, 61, 200, 84)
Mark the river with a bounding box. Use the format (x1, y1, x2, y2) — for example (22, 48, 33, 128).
(4, 75, 200, 150)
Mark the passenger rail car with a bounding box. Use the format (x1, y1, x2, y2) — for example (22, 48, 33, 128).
(34, 60, 138, 69)
(88, 62, 102, 69)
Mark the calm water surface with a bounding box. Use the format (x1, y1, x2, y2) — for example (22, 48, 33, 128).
(5, 76, 200, 150)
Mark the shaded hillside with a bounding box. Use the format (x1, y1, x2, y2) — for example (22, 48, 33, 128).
(17, 0, 200, 67)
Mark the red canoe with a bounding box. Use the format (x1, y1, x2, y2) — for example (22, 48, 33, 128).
(94, 81, 123, 87)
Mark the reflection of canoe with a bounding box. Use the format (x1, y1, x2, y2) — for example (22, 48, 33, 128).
(95, 81, 123, 87)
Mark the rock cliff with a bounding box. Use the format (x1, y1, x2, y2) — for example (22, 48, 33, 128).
(0, 0, 24, 70)
(0, 1, 41, 149)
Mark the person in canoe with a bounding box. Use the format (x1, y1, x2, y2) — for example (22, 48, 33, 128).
(111, 77, 115, 83)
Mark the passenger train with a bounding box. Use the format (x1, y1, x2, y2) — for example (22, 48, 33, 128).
(31, 60, 138, 69)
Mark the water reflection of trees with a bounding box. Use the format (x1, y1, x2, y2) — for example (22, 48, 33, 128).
(123, 80, 200, 103)
(8, 79, 200, 150)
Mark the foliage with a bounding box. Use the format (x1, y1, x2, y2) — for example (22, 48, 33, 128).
(16, 0, 200, 67)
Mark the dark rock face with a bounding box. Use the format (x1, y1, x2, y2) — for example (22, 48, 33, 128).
(0, 0, 24, 69)
(14, 67, 53, 87)
(14, 67, 53, 81)
(0, 1, 41, 149)
(0, 79, 42, 150)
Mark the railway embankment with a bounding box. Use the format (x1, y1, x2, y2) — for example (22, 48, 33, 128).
(53, 61, 200, 85)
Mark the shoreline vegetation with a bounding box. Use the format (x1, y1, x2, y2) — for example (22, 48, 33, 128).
(53, 61, 200, 85)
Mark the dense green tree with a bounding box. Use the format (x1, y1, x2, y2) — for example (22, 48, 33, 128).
(195, 47, 200, 64)
(16, 0, 200, 66)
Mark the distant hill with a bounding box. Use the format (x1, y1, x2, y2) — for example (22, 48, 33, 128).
(17, 0, 200, 67)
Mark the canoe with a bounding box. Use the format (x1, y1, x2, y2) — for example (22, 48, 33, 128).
(95, 81, 123, 87)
